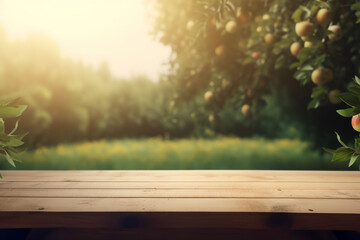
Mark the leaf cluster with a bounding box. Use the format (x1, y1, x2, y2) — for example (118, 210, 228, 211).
(324, 76, 360, 169)
(0, 98, 27, 178)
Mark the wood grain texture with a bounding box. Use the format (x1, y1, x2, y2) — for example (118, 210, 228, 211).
(1, 181, 360, 190)
(1, 170, 359, 182)
(1, 188, 360, 199)
(0, 170, 359, 231)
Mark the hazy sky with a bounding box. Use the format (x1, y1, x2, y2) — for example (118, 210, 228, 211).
(0, 0, 171, 81)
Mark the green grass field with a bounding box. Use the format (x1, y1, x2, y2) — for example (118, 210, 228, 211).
(0, 137, 353, 171)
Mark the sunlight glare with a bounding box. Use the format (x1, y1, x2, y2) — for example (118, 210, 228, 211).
(0, 0, 170, 80)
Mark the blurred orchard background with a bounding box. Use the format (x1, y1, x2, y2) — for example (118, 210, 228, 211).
(1, 0, 360, 171)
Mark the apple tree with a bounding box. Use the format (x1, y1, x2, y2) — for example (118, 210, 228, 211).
(150, 0, 360, 140)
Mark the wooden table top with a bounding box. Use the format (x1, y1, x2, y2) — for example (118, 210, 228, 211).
(0, 170, 359, 230)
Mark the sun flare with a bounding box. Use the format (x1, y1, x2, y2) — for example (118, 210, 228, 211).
(0, 0, 170, 80)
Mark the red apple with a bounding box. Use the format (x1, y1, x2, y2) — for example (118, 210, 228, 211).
(252, 51, 261, 60)
(204, 91, 213, 102)
(352, 115, 360, 132)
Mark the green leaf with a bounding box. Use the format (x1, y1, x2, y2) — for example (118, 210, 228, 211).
(289, 62, 300, 69)
(5, 137, 24, 147)
(348, 85, 360, 95)
(337, 107, 360, 117)
(0, 172, 2, 179)
(274, 55, 285, 69)
(9, 120, 19, 135)
(4, 151, 16, 167)
(355, 137, 360, 152)
(307, 99, 320, 109)
(0, 97, 20, 107)
(7, 145, 27, 155)
(332, 147, 355, 162)
(335, 132, 348, 148)
(337, 93, 360, 107)
(323, 147, 336, 153)
(311, 86, 326, 98)
(13, 132, 29, 141)
(292, 7, 304, 22)
(354, 76, 360, 85)
(349, 153, 359, 167)
(300, 65, 314, 71)
(0, 105, 27, 119)
(0, 119, 4, 134)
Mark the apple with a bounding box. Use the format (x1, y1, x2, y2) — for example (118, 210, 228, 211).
(316, 9, 331, 26)
(186, 20, 194, 31)
(240, 15, 248, 24)
(252, 51, 261, 60)
(311, 68, 334, 85)
(241, 104, 251, 116)
(226, 20, 237, 33)
(254, 16, 262, 23)
(262, 14, 270, 21)
(304, 41, 313, 48)
(208, 114, 215, 123)
(264, 33, 275, 45)
(215, 45, 225, 56)
(236, 10, 248, 24)
(328, 25, 342, 41)
(328, 89, 342, 104)
(295, 21, 314, 37)
(290, 42, 302, 56)
(301, 36, 310, 41)
(352, 115, 360, 132)
(204, 91, 213, 102)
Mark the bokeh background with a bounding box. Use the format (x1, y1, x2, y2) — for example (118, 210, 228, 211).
(1, 0, 359, 171)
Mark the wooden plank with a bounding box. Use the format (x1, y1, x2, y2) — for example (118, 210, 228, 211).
(1, 171, 360, 231)
(0, 197, 360, 214)
(1, 170, 359, 182)
(0, 188, 359, 199)
(0, 212, 359, 231)
(1, 181, 359, 190)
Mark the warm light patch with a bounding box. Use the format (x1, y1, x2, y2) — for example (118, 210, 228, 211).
(0, 0, 171, 80)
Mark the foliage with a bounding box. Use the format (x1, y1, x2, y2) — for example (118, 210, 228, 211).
(149, 0, 360, 145)
(0, 98, 27, 178)
(0, 137, 351, 171)
(0, 29, 193, 147)
(324, 76, 360, 169)
(2, 0, 360, 150)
